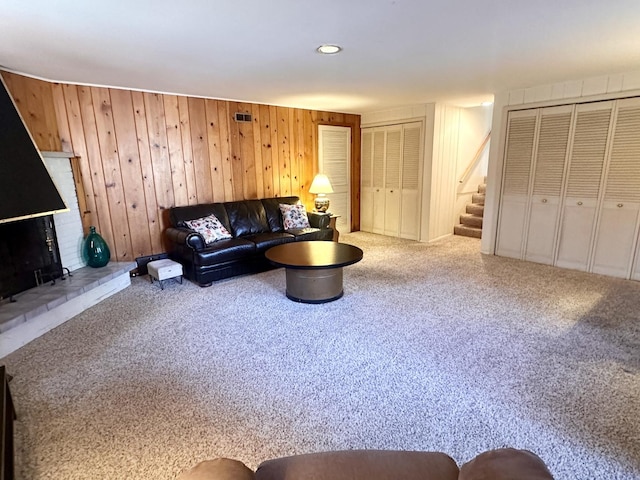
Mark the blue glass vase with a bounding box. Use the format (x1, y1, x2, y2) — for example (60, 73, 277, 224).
(84, 226, 111, 268)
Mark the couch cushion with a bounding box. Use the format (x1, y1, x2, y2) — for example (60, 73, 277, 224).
(459, 448, 553, 480)
(261, 196, 299, 232)
(225, 200, 270, 237)
(279, 203, 311, 229)
(177, 458, 255, 480)
(244, 232, 295, 252)
(184, 214, 232, 244)
(255, 450, 459, 480)
(193, 238, 256, 265)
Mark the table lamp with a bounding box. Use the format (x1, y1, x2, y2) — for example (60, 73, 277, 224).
(309, 174, 334, 213)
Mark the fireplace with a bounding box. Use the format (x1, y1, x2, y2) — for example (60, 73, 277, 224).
(0, 215, 63, 300)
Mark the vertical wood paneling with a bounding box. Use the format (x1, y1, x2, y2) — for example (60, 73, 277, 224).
(131, 91, 163, 254)
(238, 103, 257, 199)
(77, 85, 115, 246)
(91, 87, 132, 261)
(269, 106, 281, 196)
(259, 105, 275, 197)
(215, 101, 234, 201)
(177, 96, 198, 205)
(187, 97, 213, 204)
(204, 99, 225, 202)
(109, 88, 153, 258)
(144, 92, 175, 238)
(277, 107, 291, 196)
(252, 104, 265, 199)
(163, 95, 189, 207)
(4, 71, 361, 260)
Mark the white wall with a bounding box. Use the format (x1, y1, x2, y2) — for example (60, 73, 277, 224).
(481, 70, 640, 255)
(42, 152, 85, 271)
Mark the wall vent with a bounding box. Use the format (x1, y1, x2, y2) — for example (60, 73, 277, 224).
(234, 112, 252, 122)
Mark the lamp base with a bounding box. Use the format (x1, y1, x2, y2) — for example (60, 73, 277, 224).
(314, 197, 330, 213)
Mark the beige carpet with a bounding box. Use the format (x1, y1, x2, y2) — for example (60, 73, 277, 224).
(3, 232, 640, 479)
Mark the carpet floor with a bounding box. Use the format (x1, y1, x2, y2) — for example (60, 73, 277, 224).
(3, 232, 640, 479)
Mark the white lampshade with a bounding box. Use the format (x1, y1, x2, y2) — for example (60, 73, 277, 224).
(309, 174, 334, 194)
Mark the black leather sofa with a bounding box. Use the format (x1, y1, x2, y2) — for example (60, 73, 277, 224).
(165, 196, 333, 286)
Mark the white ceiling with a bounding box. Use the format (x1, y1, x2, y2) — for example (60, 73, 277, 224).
(2, 0, 640, 114)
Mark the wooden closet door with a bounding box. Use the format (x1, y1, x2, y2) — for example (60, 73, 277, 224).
(555, 102, 614, 272)
(372, 130, 386, 235)
(591, 98, 640, 278)
(524, 105, 573, 265)
(384, 127, 402, 237)
(496, 109, 537, 259)
(399, 123, 422, 240)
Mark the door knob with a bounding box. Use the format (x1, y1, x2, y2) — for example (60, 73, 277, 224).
(577, 201, 583, 206)
(617, 203, 624, 208)
(541, 198, 547, 203)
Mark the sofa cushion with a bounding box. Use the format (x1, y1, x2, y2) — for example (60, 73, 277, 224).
(279, 203, 311, 229)
(184, 214, 232, 244)
(459, 448, 553, 480)
(244, 232, 295, 252)
(177, 458, 255, 480)
(255, 450, 459, 480)
(193, 238, 257, 266)
(262, 196, 299, 232)
(225, 200, 270, 237)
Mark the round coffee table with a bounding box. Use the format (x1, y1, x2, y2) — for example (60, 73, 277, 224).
(265, 241, 363, 303)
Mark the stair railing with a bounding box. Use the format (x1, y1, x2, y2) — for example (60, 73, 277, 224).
(457, 130, 490, 192)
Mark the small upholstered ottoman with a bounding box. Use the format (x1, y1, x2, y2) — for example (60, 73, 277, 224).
(147, 258, 183, 289)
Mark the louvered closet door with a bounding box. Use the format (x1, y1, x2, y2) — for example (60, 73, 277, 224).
(399, 122, 422, 240)
(372, 130, 386, 234)
(384, 127, 402, 236)
(360, 130, 374, 232)
(555, 102, 613, 271)
(592, 98, 640, 278)
(496, 110, 537, 259)
(524, 105, 573, 265)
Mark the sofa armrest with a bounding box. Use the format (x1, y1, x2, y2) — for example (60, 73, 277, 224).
(165, 226, 205, 250)
(307, 212, 330, 229)
(177, 458, 255, 480)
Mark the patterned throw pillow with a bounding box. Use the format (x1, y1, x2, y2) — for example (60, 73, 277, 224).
(279, 203, 311, 229)
(184, 214, 232, 244)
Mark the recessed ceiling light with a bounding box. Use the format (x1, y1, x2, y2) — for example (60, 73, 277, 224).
(317, 44, 342, 55)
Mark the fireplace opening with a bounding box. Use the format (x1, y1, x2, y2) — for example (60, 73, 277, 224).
(0, 215, 63, 301)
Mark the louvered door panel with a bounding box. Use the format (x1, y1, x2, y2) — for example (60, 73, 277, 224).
(372, 129, 386, 234)
(496, 110, 537, 258)
(593, 99, 640, 277)
(556, 102, 613, 271)
(384, 128, 402, 236)
(360, 130, 374, 232)
(400, 122, 422, 239)
(525, 106, 573, 265)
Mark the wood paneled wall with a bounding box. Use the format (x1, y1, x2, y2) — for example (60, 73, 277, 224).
(2, 71, 360, 262)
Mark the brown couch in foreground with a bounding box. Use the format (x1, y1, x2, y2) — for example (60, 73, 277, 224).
(177, 448, 554, 480)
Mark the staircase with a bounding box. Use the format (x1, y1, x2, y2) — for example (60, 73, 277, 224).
(454, 181, 485, 239)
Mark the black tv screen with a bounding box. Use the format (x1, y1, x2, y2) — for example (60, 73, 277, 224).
(0, 76, 67, 224)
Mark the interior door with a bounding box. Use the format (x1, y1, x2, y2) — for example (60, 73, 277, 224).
(591, 98, 640, 278)
(372, 130, 386, 234)
(555, 102, 613, 271)
(523, 105, 573, 265)
(384, 127, 402, 236)
(496, 110, 537, 259)
(318, 125, 351, 233)
(400, 122, 422, 240)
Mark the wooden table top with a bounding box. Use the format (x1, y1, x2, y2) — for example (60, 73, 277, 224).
(265, 241, 363, 269)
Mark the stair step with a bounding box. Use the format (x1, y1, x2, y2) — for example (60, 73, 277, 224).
(472, 193, 485, 205)
(460, 213, 483, 228)
(454, 224, 482, 238)
(478, 183, 487, 194)
(466, 203, 484, 216)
